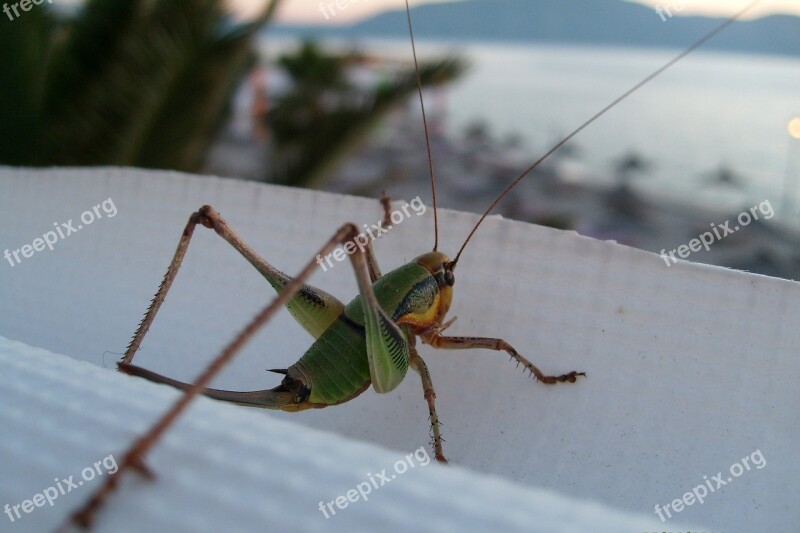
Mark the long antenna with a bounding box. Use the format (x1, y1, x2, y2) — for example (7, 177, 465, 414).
(405, 0, 439, 251)
(450, 0, 764, 268)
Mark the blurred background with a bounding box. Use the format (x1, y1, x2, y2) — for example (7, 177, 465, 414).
(1, 0, 799, 278)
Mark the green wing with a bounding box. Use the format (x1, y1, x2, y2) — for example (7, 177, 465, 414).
(360, 296, 410, 393)
(344, 262, 431, 394)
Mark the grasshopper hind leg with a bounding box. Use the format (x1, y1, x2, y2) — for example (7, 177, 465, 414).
(117, 362, 307, 408)
(121, 204, 348, 367)
(67, 220, 366, 529)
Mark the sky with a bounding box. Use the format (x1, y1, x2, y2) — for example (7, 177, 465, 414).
(253, 0, 800, 24)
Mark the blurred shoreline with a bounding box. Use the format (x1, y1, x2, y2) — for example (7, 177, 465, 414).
(205, 88, 800, 281)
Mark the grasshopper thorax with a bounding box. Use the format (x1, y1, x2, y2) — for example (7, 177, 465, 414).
(404, 251, 455, 330)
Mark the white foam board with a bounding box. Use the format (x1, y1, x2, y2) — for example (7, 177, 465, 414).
(1, 167, 797, 531)
(0, 336, 684, 532)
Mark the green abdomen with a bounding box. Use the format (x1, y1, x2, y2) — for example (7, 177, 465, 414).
(294, 317, 371, 405)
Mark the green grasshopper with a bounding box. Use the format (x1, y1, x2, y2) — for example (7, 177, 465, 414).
(66, 0, 763, 528)
(117, 201, 585, 454)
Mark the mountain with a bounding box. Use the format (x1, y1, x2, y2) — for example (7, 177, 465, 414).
(272, 0, 800, 57)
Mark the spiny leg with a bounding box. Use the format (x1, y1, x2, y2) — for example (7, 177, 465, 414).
(122, 205, 348, 366)
(379, 191, 392, 228)
(121, 211, 202, 364)
(191, 205, 349, 339)
(408, 339, 447, 463)
(361, 191, 392, 283)
(422, 333, 585, 384)
(364, 238, 383, 284)
(65, 222, 364, 530)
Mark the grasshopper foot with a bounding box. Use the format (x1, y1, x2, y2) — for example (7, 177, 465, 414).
(537, 370, 586, 384)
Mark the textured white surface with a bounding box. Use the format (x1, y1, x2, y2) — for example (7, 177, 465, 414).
(1, 167, 798, 531)
(0, 336, 674, 532)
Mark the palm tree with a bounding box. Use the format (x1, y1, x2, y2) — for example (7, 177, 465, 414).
(0, 0, 281, 171)
(265, 41, 465, 188)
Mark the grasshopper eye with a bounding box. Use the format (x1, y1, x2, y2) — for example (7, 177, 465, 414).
(445, 270, 455, 286)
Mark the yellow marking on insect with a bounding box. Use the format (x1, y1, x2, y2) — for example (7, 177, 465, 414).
(397, 291, 443, 329)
